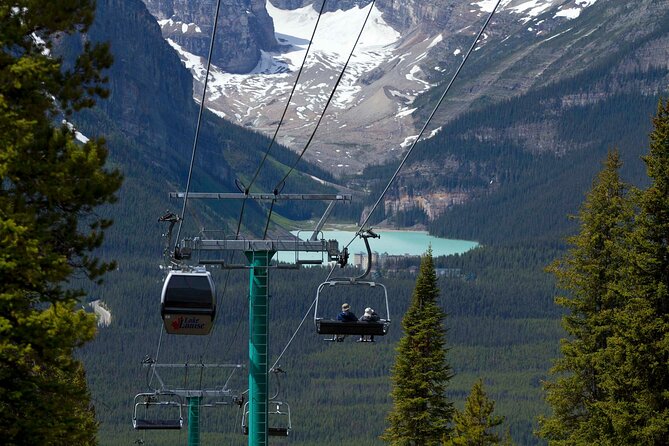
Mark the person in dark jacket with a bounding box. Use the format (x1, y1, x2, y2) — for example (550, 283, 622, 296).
(337, 303, 357, 321)
(334, 303, 357, 342)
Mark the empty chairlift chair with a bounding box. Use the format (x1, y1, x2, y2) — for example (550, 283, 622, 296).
(241, 401, 292, 436)
(314, 280, 391, 341)
(161, 267, 216, 335)
(132, 392, 183, 430)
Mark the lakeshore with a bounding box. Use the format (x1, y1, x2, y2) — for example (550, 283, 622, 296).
(276, 229, 478, 264)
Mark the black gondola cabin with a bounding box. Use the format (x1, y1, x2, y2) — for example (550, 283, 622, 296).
(161, 267, 216, 335)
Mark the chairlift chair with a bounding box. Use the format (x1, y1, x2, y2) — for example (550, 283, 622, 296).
(161, 267, 216, 335)
(314, 280, 391, 340)
(241, 401, 292, 436)
(132, 392, 183, 430)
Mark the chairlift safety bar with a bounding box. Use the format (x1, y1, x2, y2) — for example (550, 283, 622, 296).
(152, 389, 236, 398)
(142, 363, 244, 369)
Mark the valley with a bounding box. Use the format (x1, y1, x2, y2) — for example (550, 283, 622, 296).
(5, 1, 668, 445)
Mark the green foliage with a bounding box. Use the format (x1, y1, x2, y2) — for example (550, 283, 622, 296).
(0, 1, 121, 443)
(599, 100, 669, 443)
(540, 102, 669, 445)
(446, 378, 508, 446)
(383, 250, 455, 445)
(538, 151, 633, 444)
(76, 241, 557, 446)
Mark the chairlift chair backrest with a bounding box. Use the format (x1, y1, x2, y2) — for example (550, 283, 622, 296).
(161, 267, 216, 335)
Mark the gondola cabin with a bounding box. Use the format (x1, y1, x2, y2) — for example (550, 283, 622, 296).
(161, 267, 216, 335)
(314, 280, 391, 340)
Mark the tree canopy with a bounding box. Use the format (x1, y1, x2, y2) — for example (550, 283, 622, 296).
(446, 378, 508, 446)
(0, 1, 120, 444)
(383, 248, 454, 445)
(539, 100, 669, 445)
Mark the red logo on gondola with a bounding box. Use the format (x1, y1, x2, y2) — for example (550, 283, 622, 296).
(171, 316, 205, 331)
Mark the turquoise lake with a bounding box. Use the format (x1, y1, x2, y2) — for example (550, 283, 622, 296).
(276, 230, 478, 263)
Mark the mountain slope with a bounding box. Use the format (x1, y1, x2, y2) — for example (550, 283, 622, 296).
(71, 0, 343, 245)
(139, 0, 638, 175)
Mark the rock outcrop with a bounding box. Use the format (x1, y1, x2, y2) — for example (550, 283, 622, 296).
(142, 0, 278, 73)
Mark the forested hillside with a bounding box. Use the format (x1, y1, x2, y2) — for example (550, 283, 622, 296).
(82, 244, 562, 445)
(361, 61, 665, 244)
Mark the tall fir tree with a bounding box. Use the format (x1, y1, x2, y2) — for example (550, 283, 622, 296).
(599, 100, 669, 444)
(0, 1, 120, 444)
(382, 248, 454, 445)
(446, 378, 507, 446)
(538, 151, 634, 444)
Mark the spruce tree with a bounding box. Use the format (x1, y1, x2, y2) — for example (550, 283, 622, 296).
(539, 151, 634, 444)
(599, 100, 669, 443)
(446, 378, 507, 446)
(0, 1, 120, 444)
(382, 248, 454, 445)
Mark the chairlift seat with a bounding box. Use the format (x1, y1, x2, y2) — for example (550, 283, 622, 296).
(241, 400, 291, 436)
(133, 418, 183, 430)
(242, 426, 290, 436)
(316, 319, 389, 336)
(161, 268, 216, 335)
(270, 427, 289, 436)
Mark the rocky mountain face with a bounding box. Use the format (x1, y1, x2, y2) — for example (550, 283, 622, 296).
(142, 0, 277, 73)
(137, 0, 669, 225)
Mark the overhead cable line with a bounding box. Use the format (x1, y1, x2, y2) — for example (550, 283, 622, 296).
(270, 297, 317, 370)
(236, 0, 328, 240)
(344, 0, 502, 251)
(270, 0, 502, 366)
(261, 0, 377, 236)
(172, 0, 224, 252)
(152, 0, 222, 391)
(246, 0, 329, 193)
(273, 0, 377, 191)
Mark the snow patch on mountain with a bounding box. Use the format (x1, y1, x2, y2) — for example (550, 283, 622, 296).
(159, 18, 202, 34)
(164, 1, 406, 121)
(554, 0, 599, 20)
(473, 0, 598, 23)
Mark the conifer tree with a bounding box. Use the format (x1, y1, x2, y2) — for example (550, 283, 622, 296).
(382, 248, 454, 445)
(538, 151, 634, 444)
(599, 100, 669, 443)
(0, 1, 120, 444)
(445, 378, 506, 446)
(541, 100, 669, 445)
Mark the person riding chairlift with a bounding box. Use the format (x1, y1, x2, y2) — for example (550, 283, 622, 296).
(359, 307, 380, 342)
(335, 303, 357, 341)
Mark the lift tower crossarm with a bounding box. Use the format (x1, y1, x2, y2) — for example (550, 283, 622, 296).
(169, 192, 351, 202)
(195, 238, 339, 254)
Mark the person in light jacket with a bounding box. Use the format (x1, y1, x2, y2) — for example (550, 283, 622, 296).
(359, 307, 380, 342)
